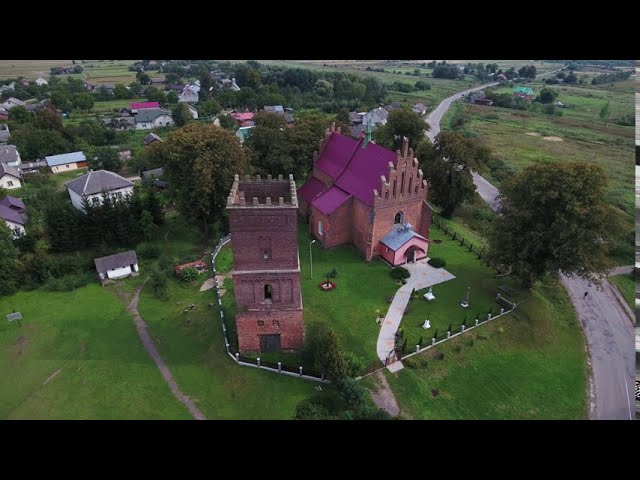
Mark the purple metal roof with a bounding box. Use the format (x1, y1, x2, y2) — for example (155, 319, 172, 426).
(311, 186, 351, 215)
(0, 204, 26, 225)
(315, 133, 360, 179)
(335, 141, 397, 206)
(297, 177, 327, 204)
(0, 195, 25, 212)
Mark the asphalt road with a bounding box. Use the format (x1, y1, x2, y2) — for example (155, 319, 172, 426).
(424, 68, 635, 419)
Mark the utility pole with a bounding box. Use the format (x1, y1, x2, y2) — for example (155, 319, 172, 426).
(309, 239, 316, 279)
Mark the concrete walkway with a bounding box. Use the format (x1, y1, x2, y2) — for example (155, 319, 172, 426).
(376, 259, 455, 367)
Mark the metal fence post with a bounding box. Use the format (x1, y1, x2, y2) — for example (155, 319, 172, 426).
(432, 338, 436, 346)
(487, 313, 492, 320)
(500, 308, 504, 315)
(257, 357, 261, 368)
(299, 366, 303, 376)
(475, 318, 479, 326)
(278, 362, 282, 372)
(416, 345, 420, 353)
(461, 325, 465, 333)
(235, 353, 239, 362)
(447, 331, 451, 339)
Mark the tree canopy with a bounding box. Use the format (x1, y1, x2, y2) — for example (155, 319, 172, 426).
(373, 108, 429, 151)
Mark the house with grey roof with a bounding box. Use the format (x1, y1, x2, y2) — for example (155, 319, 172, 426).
(178, 85, 199, 103)
(141, 167, 164, 180)
(0, 163, 22, 190)
(65, 170, 134, 210)
(0, 97, 26, 110)
(0, 195, 27, 238)
(412, 103, 427, 116)
(0, 124, 10, 144)
(143, 133, 163, 145)
(361, 107, 389, 129)
(101, 116, 136, 130)
(45, 151, 87, 174)
(134, 109, 174, 130)
(0, 144, 21, 167)
(94, 250, 139, 284)
(35, 77, 48, 86)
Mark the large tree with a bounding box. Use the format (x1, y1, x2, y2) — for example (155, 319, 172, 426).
(416, 132, 480, 218)
(245, 112, 293, 177)
(373, 108, 429, 151)
(171, 102, 193, 127)
(154, 123, 251, 233)
(488, 162, 624, 287)
(88, 146, 123, 172)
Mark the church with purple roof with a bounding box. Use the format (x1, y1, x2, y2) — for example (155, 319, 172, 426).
(298, 123, 432, 266)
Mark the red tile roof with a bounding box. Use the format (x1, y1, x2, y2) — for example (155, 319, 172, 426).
(298, 177, 327, 204)
(130, 101, 160, 110)
(230, 112, 254, 122)
(311, 186, 351, 215)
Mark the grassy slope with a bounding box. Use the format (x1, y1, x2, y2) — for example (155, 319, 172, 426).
(387, 280, 587, 419)
(608, 273, 635, 309)
(0, 284, 190, 419)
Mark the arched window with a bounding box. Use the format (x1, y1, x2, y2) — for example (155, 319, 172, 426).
(394, 211, 404, 224)
(318, 221, 323, 237)
(264, 284, 273, 303)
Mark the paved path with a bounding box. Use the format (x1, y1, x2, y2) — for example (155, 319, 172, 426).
(376, 260, 455, 364)
(128, 279, 207, 420)
(424, 66, 634, 419)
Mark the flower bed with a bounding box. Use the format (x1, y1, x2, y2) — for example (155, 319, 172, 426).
(319, 281, 336, 291)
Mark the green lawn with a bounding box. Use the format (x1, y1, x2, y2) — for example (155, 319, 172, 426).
(0, 284, 190, 419)
(608, 273, 635, 309)
(387, 279, 588, 419)
(399, 227, 525, 350)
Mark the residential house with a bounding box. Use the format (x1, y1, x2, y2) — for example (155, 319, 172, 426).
(361, 107, 389, 129)
(264, 105, 285, 114)
(349, 111, 364, 125)
(235, 126, 254, 144)
(45, 151, 88, 173)
(230, 111, 254, 127)
(0, 195, 27, 239)
(129, 101, 160, 113)
(166, 83, 185, 94)
(65, 169, 134, 210)
(134, 109, 174, 130)
(35, 77, 48, 86)
(25, 99, 49, 113)
(178, 85, 199, 103)
(350, 124, 366, 138)
(143, 133, 163, 145)
(0, 82, 16, 95)
(187, 104, 198, 119)
(220, 77, 240, 91)
(0, 163, 22, 190)
(0, 145, 21, 167)
(496, 73, 508, 81)
(185, 80, 200, 93)
(17, 160, 47, 175)
(150, 77, 166, 86)
(412, 103, 427, 116)
(0, 97, 26, 110)
(513, 86, 535, 101)
(94, 251, 139, 284)
(99, 84, 115, 95)
(101, 116, 136, 130)
(0, 124, 10, 144)
(385, 102, 402, 111)
(141, 167, 163, 180)
(298, 123, 431, 266)
(84, 81, 96, 92)
(0, 108, 8, 121)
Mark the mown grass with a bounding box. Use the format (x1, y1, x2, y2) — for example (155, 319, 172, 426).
(608, 272, 635, 309)
(387, 278, 587, 419)
(0, 284, 191, 419)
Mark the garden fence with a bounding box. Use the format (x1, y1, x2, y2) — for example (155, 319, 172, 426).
(432, 215, 489, 262)
(210, 234, 330, 385)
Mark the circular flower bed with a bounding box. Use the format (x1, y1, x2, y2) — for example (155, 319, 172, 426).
(319, 281, 336, 291)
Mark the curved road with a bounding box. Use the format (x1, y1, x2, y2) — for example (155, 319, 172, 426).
(424, 66, 635, 420)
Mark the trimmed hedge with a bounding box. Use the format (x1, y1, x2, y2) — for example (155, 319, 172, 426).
(390, 266, 411, 279)
(427, 257, 446, 268)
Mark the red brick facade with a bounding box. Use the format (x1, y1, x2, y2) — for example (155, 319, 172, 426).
(226, 174, 304, 353)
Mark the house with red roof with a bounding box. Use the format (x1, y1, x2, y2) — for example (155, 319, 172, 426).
(230, 111, 255, 126)
(298, 123, 432, 266)
(130, 101, 160, 112)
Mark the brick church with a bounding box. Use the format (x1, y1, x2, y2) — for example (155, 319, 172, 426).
(298, 123, 432, 266)
(226, 174, 304, 353)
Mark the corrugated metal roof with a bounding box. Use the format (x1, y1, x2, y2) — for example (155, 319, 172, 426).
(380, 225, 428, 251)
(130, 101, 160, 110)
(65, 170, 133, 196)
(298, 177, 327, 204)
(311, 186, 351, 215)
(45, 151, 86, 167)
(94, 251, 138, 273)
(315, 132, 359, 179)
(0, 144, 19, 164)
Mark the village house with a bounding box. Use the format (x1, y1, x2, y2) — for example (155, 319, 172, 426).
(220, 77, 240, 91)
(0, 108, 8, 121)
(385, 102, 402, 112)
(513, 86, 535, 101)
(24, 99, 49, 113)
(0, 163, 22, 190)
(230, 111, 255, 127)
(298, 123, 432, 266)
(45, 151, 88, 173)
(143, 132, 163, 145)
(94, 250, 139, 284)
(141, 167, 163, 181)
(101, 116, 136, 130)
(264, 105, 285, 114)
(0, 97, 26, 110)
(35, 77, 48, 86)
(349, 111, 365, 125)
(0, 145, 21, 167)
(17, 160, 47, 175)
(0, 124, 10, 144)
(235, 126, 254, 144)
(412, 103, 427, 116)
(150, 77, 166, 86)
(99, 83, 115, 95)
(178, 85, 199, 103)
(0, 195, 27, 238)
(129, 101, 160, 113)
(65, 169, 134, 210)
(0, 82, 16, 95)
(361, 107, 389, 129)
(84, 81, 96, 92)
(134, 109, 174, 130)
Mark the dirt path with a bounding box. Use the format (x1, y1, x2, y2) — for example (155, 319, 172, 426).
(370, 371, 400, 417)
(128, 279, 207, 420)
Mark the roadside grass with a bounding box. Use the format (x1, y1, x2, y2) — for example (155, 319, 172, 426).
(0, 284, 190, 419)
(608, 273, 635, 310)
(387, 278, 587, 419)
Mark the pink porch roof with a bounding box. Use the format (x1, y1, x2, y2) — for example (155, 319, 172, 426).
(130, 101, 160, 110)
(311, 186, 351, 215)
(230, 112, 254, 122)
(298, 177, 327, 204)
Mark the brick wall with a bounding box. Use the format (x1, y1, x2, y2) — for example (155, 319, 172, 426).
(309, 200, 353, 249)
(236, 309, 304, 352)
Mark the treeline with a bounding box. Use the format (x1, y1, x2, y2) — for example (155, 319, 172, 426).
(591, 71, 632, 85)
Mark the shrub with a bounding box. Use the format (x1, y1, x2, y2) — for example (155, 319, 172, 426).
(44, 272, 93, 292)
(137, 242, 161, 260)
(150, 265, 168, 298)
(344, 351, 366, 377)
(428, 258, 446, 268)
(179, 267, 199, 282)
(294, 399, 332, 420)
(338, 378, 367, 408)
(390, 266, 410, 279)
(351, 404, 391, 420)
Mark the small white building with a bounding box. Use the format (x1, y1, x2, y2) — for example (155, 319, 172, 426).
(178, 86, 199, 103)
(0, 144, 21, 167)
(412, 103, 427, 116)
(94, 250, 139, 284)
(0, 163, 22, 189)
(65, 169, 134, 210)
(45, 151, 87, 173)
(361, 107, 389, 128)
(0, 195, 27, 239)
(35, 77, 48, 86)
(134, 109, 174, 130)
